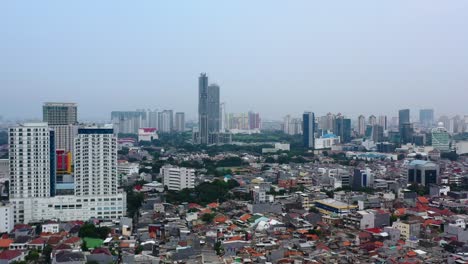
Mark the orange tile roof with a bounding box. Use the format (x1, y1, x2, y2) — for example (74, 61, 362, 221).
(0, 239, 14, 248)
(343, 241, 351, 247)
(207, 202, 219, 209)
(227, 236, 243, 241)
(214, 215, 228, 223)
(239, 214, 251, 222)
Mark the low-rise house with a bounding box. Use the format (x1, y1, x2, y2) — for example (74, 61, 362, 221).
(0, 250, 25, 264)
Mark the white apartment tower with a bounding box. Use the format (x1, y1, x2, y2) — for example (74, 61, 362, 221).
(9, 123, 53, 199)
(74, 127, 118, 196)
(161, 165, 195, 191)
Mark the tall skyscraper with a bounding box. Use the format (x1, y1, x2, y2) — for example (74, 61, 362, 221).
(378, 115, 387, 131)
(43, 102, 78, 126)
(175, 112, 185, 132)
(198, 73, 209, 144)
(220, 102, 226, 131)
(368, 115, 377, 126)
(147, 109, 159, 129)
(207, 84, 221, 133)
(197, 73, 222, 144)
(303, 112, 315, 149)
(158, 110, 173, 133)
(399, 109, 410, 126)
(399, 109, 412, 144)
(248, 111, 261, 130)
(357, 115, 366, 136)
(335, 116, 351, 143)
(74, 127, 118, 197)
(372, 125, 384, 142)
(419, 109, 434, 129)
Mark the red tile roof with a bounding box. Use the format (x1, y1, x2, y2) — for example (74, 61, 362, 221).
(28, 238, 47, 245)
(0, 250, 22, 260)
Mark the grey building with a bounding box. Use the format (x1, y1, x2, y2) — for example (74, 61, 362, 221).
(303, 112, 315, 149)
(197, 73, 222, 144)
(175, 112, 185, 132)
(420, 109, 434, 128)
(43, 102, 78, 125)
(407, 160, 440, 186)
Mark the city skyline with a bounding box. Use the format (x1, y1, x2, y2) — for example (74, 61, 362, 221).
(1, 1, 468, 120)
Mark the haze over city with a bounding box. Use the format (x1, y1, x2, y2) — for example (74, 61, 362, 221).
(1, 1, 468, 121)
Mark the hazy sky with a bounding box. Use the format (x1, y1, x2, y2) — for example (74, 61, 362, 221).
(1, 1, 468, 121)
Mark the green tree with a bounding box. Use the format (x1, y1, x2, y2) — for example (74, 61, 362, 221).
(25, 250, 40, 262)
(81, 240, 89, 252)
(42, 245, 53, 263)
(201, 213, 215, 223)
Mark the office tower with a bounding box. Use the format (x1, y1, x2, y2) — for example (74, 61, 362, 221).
(9, 123, 54, 200)
(419, 109, 434, 129)
(399, 109, 412, 144)
(161, 165, 195, 191)
(198, 73, 209, 144)
(111, 110, 147, 134)
(431, 123, 450, 152)
(372, 125, 384, 142)
(407, 160, 439, 186)
(175, 112, 185, 132)
(158, 110, 173, 133)
(283, 115, 291, 134)
(319, 113, 335, 131)
(335, 116, 352, 143)
(399, 109, 410, 126)
(378, 115, 387, 130)
(303, 112, 315, 149)
(353, 169, 374, 189)
(248, 111, 261, 130)
(74, 127, 117, 196)
(207, 84, 221, 133)
(147, 109, 159, 129)
(43, 102, 78, 126)
(368, 115, 377, 126)
(357, 115, 366, 136)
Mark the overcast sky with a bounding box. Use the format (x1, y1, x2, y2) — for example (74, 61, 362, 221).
(1, 1, 467, 121)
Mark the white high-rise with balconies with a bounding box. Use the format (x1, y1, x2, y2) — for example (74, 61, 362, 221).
(74, 127, 118, 196)
(161, 165, 195, 191)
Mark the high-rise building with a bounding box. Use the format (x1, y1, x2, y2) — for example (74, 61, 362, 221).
(220, 103, 226, 131)
(175, 112, 185, 132)
(419, 109, 434, 129)
(357, 115, 366, 136)
(161, 165, 195, 191)
(319, 113, 335, 132)
(399, 109, 410, 126)
(378, 115, 387, 131)
(10, 124, 126, 224)
(147, 109, 159, 129)
(111, 110, 147, 134)
(158, 110, 173, 133)
(399, 109, 412, 144)
(43, 102, 78, 126)
(368, 115, 377, 126)
(335, 116, 351, 143)
(303, 112, 315, 149)
(74, 127, 118, 196)
(197, 73, 223, 144)
(9, 123, 55, 200)
(207, 84, 221, 133)
(198, 73, 209, 144)
(431, 122, 450, 152)
(248, 111, 261, 130)
(43, 103, 79, 156)
(372, 125, 384, 143)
